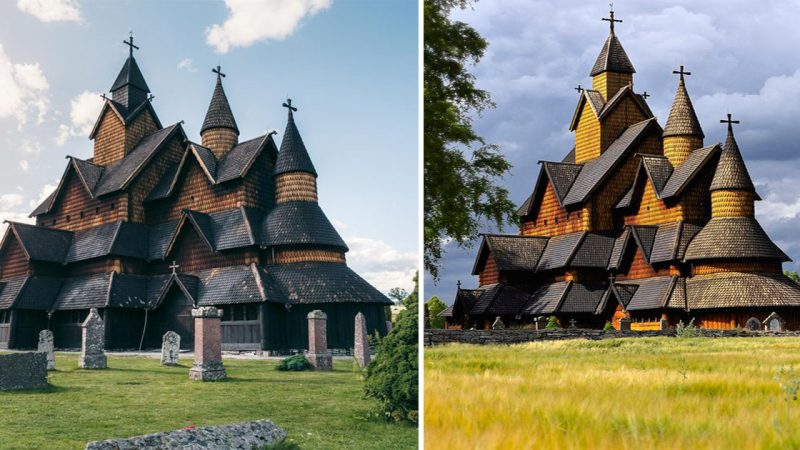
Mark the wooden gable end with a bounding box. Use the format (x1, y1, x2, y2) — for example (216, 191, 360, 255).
(600, 95, 650, 151)
(616, 245, 669, 281)
(240, 149, 277, 212)
(159, 222, 258, 273)
(36, 170, 127, 232)
(624, 174, 680, 226)
(129, 134, 185, 223)
(574, 102, 601, 164)
(478, 253, 499, 286)
(0, 232, 30, 279)
(521, 178, 584, 237)
(93, 106, 159, 166)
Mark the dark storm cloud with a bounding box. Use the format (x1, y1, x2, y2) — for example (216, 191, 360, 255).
(427, 0, 800, 302)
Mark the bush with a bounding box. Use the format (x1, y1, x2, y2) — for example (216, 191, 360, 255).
(426, 296, 447, 329)
(545, 316, 559, 330)
(275, 354, 311, 371)
(676, 318, 702, 338)
(364, 274, 419, 424)
(603, 321, 614, 331)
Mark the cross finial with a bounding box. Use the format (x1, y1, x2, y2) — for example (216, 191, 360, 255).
(720, 113, 740, 133)
(282, 98, 298, 113)
(574, 84, 583, 94)
(672, 65, 691, 81)
(641, 91, 650, 99)
(456, 279, 462, 290)
(169, 261, 179, 274)
(212, 65, 225, 79)
(123, 31, 139, 57)
(602, 4, 622, 34)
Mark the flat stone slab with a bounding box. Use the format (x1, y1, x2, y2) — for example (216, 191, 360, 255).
(85, 419, 286, 450)
(0, 352, 48, 391)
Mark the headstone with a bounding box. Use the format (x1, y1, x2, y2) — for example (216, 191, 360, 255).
(492, 316, 505, 330)
(0, 353, 48, 391)
(79, 308, 107, 369)
(763, 312, 785, 332)
(306, 310, 332, 370)
(161, 331, 181, 366)
(568, 318, 577, 329)
(745, 317, 761, 331)
(189, 307, 227, 381)
(533, 316, 548, 330)
(385, 320, 393, 333)
(38, 329, 55, 370)
(354, 312, 370, 368)
(619, 317, 632, 331)
(659, 318, 669, 331)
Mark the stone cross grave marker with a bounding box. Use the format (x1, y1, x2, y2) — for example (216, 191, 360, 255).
(306, 310, 332, 370)
(79, 308, 107, 369)
(189, 307, 227, 381)
(568, 318, 578, 329)
(492, 316, 505, 330)
(354, 312, 370, 368)
(161, 330, 181, 366)
(763, 312, 785, 332)
(38, 329, 55, 370)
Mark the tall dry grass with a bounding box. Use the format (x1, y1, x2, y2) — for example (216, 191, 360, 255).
(425, 337, 800, 449)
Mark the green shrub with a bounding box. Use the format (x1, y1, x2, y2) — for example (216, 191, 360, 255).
(545, 316, 559, 330)
(603, 321, 614, 331)
(364, 274, 419, 424)
(676, 318, 702, 338)
(275, 354, 311, 371)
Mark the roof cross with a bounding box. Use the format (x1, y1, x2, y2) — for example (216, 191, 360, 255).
(123, 31, 139, 57)
(282, 98, 298, 112)
(602, 4, 622, 34)
(641, 91, 650, 99)
(169, 261, 179, 274)
(212, 65, 226, 79)
(574, 84, 583, 93)
(456, 280, 462, 290)
(673, 65, 691, 81)
(720, 113, 740, 132)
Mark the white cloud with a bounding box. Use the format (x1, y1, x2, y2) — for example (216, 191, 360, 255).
(344, 236, 417, 294)
(20, 139, 42, 155)
(18, 160, 28, 172)
(56, 90, 102, 146)
(29, 181, 57, 210)
(0, 44, 49, 129)
(206, 0, 332, 53)
(177, 58, 197, 73)
(17, 0, 82, 23)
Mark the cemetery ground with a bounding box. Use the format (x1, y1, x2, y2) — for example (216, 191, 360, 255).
(0, 353, 417, 449)
(425, 337, 800, 449)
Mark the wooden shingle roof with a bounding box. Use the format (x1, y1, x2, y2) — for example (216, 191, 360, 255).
(663, 77, 704, 138)
(274, 110, 317, 177)
(590, 33, 635, 76)
(266, 261, 391, 305)
(710, 126, 756, 193)
(684, 217, 789, 262)
(472, 234, 549, 274)
(200, 74, 239, 134)
(521, 281, 570, 315)
(686, 272, 800, 309)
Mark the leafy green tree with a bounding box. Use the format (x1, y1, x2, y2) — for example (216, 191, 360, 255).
(545, 316, 559, 330)
(426, 296, 447, 328)
(424, 0, 515, 279)
(388, 287, 409, 304)
(786, 271, 800, 285)
(365, 273, 419, 423)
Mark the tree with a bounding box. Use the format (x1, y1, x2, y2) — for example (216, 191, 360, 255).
(365, 273, 419, 423)
(387, 287, 409, 304)
(426, 296, 447, 328)
(786, 271, 800, 285)
(424, 0, 516, 279)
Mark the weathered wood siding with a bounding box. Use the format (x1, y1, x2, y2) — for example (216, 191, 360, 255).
(575, 104, 601, 164)
(478, 254, 499, 286)
(93, 108, 159, 166)
(692, 261, 781, 276)
(0, 236, 30, 279)
(600, 96, 650, 152)
(201, 128, 238, 159)
(275, 173, 318, 203)
(616, 246, 669, 280)
(592, 72, 632, 101)
(164, 225, 259, 272)
(36, 171, 128, 231)
(712, 190, 754, 218)
(663, 135, 703, 167)
(128, 135, 185, 223)
(273, 249, 345, 264)
(522, 181, 584, 236)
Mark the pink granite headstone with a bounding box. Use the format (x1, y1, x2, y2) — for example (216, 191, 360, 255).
(189, 307, 227, 381)
(354, 312, 370, 368)
(306, 310, 332, 370)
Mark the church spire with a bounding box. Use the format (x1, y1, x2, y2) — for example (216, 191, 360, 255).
(663, 65, 704, 166)
(274, 99, 318, 178)
(590, 6, 635, 100)
(200, 66, 239, 158)
(110, 32, 150, 109)
(710, 115, 757, 218)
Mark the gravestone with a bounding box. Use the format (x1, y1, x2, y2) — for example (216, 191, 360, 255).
(568, 318, 578, 329)
(763, 312, 785, 332)
(745, 317, 761, 331)
(354, 312, 370, 368)
(79, 308, 107, 369)
(618, 317, 632, 331)
(0, 353, 47, 391)
(533, 316, 548, 330)
(491, 316, 505, 330)
(189, 307, 227, 381)
(659, 318, 669, 331)
(306, 310, 332, 370)
(161, 331, 180, 366)
(385, 321, 393, 333)
(38, 329, 55, 370)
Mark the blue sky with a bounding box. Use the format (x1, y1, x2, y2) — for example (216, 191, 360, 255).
(0, 0, 418, 293)
(426, 0, 800, 302)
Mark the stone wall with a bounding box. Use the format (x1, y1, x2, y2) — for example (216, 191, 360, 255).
(0, 352, 48, 390)
(85, 419, 286, 450)
(424, 328, 800, 346)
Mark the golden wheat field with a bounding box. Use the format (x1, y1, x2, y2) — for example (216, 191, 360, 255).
(425, 337, 800, 449)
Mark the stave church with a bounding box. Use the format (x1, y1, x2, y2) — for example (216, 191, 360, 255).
(443, 10, 800, 331)
(0, 37, 390, 351)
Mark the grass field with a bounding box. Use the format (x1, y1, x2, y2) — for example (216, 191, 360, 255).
(425, 337, 800, 449)
(0, 354, 416, 449)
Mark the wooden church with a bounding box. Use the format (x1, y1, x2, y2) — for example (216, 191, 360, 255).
(0, 37, 390, 351)
(443, 10, 800, 331)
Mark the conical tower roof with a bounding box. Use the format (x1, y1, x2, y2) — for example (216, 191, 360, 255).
(663, 75, 704, 138)
(274, 103, 317, 177)
(590, 33, 636, 77)
(201, 72, 239, 134)
(710, 121, 755, 192)
(110, 55, 150, 94)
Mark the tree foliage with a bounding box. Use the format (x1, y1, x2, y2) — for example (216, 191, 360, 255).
(785, 271, 800, 285)
(426, 296, 447, 328)
(424, 0, 515, 279)
(364, 273, 419, 423)
(388, 287, 409, 304)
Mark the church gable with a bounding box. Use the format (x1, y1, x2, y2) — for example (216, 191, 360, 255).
(164, 221, 257, 273)
(128, 133, 186, 223)
(0, 232, 30, 279)
(36, 169, 127, 231)
(91, 101, 161, 167)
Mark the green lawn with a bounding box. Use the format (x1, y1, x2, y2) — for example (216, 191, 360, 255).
(425, 337, 800, 449)
(0, 354, 416, 449)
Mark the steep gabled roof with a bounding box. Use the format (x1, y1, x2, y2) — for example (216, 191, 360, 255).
(469, 283, 503, 315)
(274, 111, 317, 177)
(563, 118, 659, 206)
(267, 261, 390, 305)
(660, 144, 720, 199)
(521, 281, 570, 315)
(629, 225, 658, 262)
(541, 161, 583, 204)
(607, 228, 631, 270)
(617, 276, 676, 311)
(88, 99, 162, 140)
(598, 85, 653, 120)
(684, 217, 789, 262)
(590, 33, 636, 76)
(570, 233, 616, 268)
(471, 234, 549, 275)
(558, 282, 608, 314)
(110, 55, 150, 93)
(216, 134, 274, 183)
(649, 221, 702, 264)
(195, 264, 283, 306)
(261, 201, 347, 251)
(70, 157, 104, 192)
(11, 276, 63, 310)
(639, 155, 673, 194)
(710, 126, 756, 193)
(663, 76, 704, 138)
(3, 222, 72, 263)
(536, 231, 585, 272)
(200, 74, 239, 134)
(64, 221, 149, 264)
(487, 284, 533, 315)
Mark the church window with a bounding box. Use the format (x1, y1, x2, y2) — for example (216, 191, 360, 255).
(66, 215, 71, 222)
(80, 211, 84, 218)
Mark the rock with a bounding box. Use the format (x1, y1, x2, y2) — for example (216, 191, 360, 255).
(0, 352, 48, 391)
